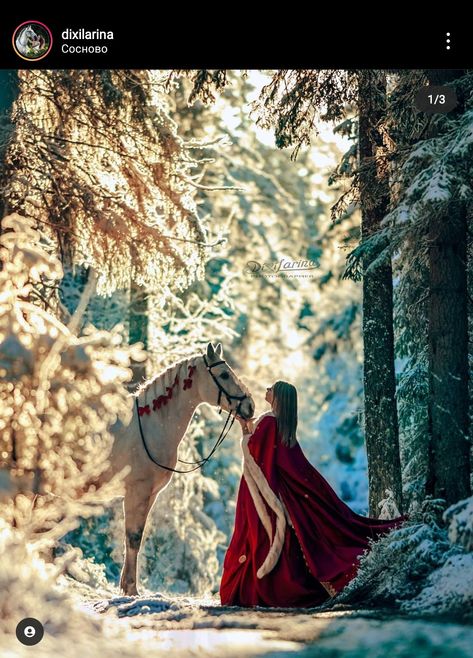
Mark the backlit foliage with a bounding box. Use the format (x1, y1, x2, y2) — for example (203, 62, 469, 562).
(0, 213, 144, 540)
(3, 70, 208, 295)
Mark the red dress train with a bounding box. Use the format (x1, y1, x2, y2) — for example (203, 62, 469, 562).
(219, 414, 408, 608)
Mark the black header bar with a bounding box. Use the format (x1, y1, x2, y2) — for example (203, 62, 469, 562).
(0, 16, 470, 69)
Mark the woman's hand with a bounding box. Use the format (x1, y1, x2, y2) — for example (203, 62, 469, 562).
(236, 415, 253, 434)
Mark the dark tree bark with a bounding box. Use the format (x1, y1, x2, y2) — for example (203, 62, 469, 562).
(468, 203, 473, 494)
(420, 69, 471, 505)
(425, 202, 470, 505)
(129, 282, 148, 386)
(424, 70, 471, 506)
(0, 70, 19, 221)
(358, 71, 403, 516)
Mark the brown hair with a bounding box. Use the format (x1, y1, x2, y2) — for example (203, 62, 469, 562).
(272, 380, 298, 448)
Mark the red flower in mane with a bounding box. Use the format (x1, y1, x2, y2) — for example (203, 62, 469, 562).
(183, 364, 196, 390)
(145, 365, 196, 415)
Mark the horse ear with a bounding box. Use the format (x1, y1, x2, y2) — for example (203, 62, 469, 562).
(215, 343, 223, 357)
(206, 342, 216, 358)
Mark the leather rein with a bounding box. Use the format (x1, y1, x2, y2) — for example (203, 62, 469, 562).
(135, 354, 250, 473)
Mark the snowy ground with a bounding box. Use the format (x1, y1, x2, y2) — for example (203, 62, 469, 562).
(3, 493, 473, 658)
(6, 575, 471, 658)
(89, 598, 473, 658)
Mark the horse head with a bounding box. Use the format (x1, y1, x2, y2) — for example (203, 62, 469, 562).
(16, 25, 39, 55)
(196, 342, 255, 420)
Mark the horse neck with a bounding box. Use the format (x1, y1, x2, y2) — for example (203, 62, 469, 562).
(138, 355, 203, 453)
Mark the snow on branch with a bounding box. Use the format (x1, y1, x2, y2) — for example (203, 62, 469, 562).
(3, 71, 215, 296)
(0, 214, 145, 544)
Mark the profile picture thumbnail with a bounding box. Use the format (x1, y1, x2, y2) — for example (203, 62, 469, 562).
(12, 21, 52, 61)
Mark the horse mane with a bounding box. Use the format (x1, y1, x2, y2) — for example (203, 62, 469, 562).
(132, 349, 253, 402)
(133, 352, 201, 398)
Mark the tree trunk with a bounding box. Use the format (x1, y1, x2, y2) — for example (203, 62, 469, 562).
(358, 71, 403, 516)
(0, 70, 19, 221)
(425, 202, 470, 505)
(468, 202, 473, 494)
(129, 282, 148, 386)
(423, 69, 471, 507)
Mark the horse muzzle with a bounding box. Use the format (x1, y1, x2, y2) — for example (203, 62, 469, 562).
(238, 396, 255, 420)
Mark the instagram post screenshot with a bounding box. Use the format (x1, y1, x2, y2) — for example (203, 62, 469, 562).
(0, 17, 472, 658)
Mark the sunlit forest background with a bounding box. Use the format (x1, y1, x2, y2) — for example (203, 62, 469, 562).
(0, 69, 472, 654)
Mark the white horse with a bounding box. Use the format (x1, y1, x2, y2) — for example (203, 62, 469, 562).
(95, 341, 255, 596)
(15, 25, 39, 56)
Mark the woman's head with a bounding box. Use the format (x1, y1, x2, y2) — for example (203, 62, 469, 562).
(266, 380, 298, 448)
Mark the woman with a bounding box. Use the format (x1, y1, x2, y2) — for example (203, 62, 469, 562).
(219, 381, 409, 608)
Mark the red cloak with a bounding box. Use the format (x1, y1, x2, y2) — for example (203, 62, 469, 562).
(219, 413, 408, 608)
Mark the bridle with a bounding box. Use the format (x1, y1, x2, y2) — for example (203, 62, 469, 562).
(201, 354, 249, 417)
(135, 354, 251, 473)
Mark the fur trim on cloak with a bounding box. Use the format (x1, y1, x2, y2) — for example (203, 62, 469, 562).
(241, 411, 287, 579)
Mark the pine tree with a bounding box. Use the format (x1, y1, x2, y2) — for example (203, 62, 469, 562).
(376, 70, 473, 510)
(358, 71, 403, 515)
(423, 70, 470, 506)
(0, 71, 18, 221)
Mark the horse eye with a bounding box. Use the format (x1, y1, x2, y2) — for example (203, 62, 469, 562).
(220, 372, 230, 380)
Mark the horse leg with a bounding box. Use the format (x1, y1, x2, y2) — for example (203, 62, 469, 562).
(119, 487, 156, 596)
